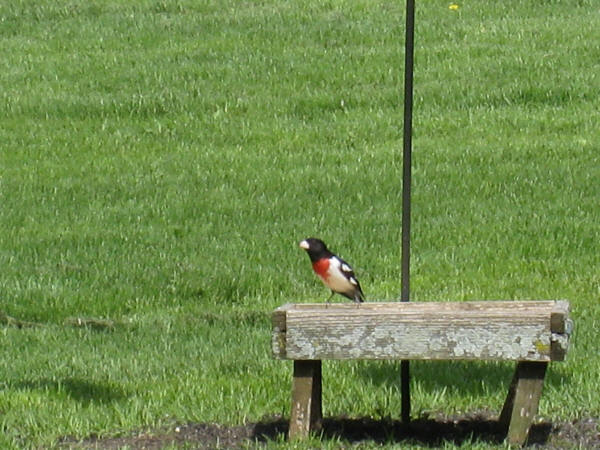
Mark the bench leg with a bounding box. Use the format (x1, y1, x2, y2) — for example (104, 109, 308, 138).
(289, 360, 322, 439)
(499, 361, 548, 446)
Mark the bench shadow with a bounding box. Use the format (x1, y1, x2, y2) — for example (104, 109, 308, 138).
(252, 360, 565, 446)
(252, 415, 553, 447)
(358, 359, 570, 398)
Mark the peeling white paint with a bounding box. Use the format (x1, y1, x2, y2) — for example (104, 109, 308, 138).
(285, 321, 553, 361)
(275, 301, 570, 362)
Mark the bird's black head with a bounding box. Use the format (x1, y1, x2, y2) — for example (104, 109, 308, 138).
(299, 238, 331, 262)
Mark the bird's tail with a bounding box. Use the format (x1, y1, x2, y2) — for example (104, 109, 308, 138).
(354, 289, 365, 303)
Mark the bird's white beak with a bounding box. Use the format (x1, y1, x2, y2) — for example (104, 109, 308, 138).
(299, 240, 309, 250)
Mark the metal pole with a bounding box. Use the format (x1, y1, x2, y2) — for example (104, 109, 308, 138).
(401, 0, 415, 425)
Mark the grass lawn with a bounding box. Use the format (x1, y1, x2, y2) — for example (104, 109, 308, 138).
(1, 0, 599, 447)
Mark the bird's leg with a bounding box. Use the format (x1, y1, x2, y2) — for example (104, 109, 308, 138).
(325, 291, 335, 308)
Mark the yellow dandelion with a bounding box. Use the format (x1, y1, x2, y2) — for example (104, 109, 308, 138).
(449, 3, 459, 10)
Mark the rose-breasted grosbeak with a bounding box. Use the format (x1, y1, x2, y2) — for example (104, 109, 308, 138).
(299, 238, 365, 302)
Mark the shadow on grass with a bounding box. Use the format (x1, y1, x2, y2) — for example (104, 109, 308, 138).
(14, 377, 128, 405)
(250, 360, 563, 446)
(358, 359, 570, 398)
(252, 414, 553, 447)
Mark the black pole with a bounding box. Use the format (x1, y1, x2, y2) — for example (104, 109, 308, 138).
(401, 0, 415, 425)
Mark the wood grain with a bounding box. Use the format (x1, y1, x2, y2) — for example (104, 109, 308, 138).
(272, 301, 571, 362)
(289, 360, 322, 439)
(500, 361, 548, 445)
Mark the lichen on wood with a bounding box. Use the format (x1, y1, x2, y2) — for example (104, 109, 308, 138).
(272, 301, 571, 362)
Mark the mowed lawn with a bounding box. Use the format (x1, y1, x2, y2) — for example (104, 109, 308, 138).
(1, 0, 599, 447)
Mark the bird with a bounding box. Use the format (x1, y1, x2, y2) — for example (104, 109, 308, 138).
(299, 238, 365, 303)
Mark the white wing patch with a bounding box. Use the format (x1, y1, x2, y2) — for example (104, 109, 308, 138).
(340, 262, 358, 285)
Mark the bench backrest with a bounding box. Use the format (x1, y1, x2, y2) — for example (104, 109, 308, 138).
(272, 301, 571, 362)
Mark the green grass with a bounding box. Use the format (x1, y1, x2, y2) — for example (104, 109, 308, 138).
(1, 0, 599, 447)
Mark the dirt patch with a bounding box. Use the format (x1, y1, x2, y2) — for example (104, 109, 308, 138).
(60, 413, 599, 449)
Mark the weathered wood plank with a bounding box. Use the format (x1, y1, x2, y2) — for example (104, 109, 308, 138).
(500, 361, 548, 445)
(275, 300, 560, 313)
(550, 300, 570, 333)
(550, 332, 570, 361)
(271, 308, 287, 359)
(272, 301, 570, 362)
(272, 307, 287, 331)
(289, 360, 322, 439)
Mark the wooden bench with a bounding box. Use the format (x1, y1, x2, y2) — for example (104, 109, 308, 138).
(271, 300, 572, 446)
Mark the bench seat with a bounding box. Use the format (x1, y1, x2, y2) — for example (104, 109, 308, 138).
(272, 300, 572, 446)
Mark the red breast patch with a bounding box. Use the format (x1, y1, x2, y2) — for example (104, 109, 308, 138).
(312, 258, 330, 280)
